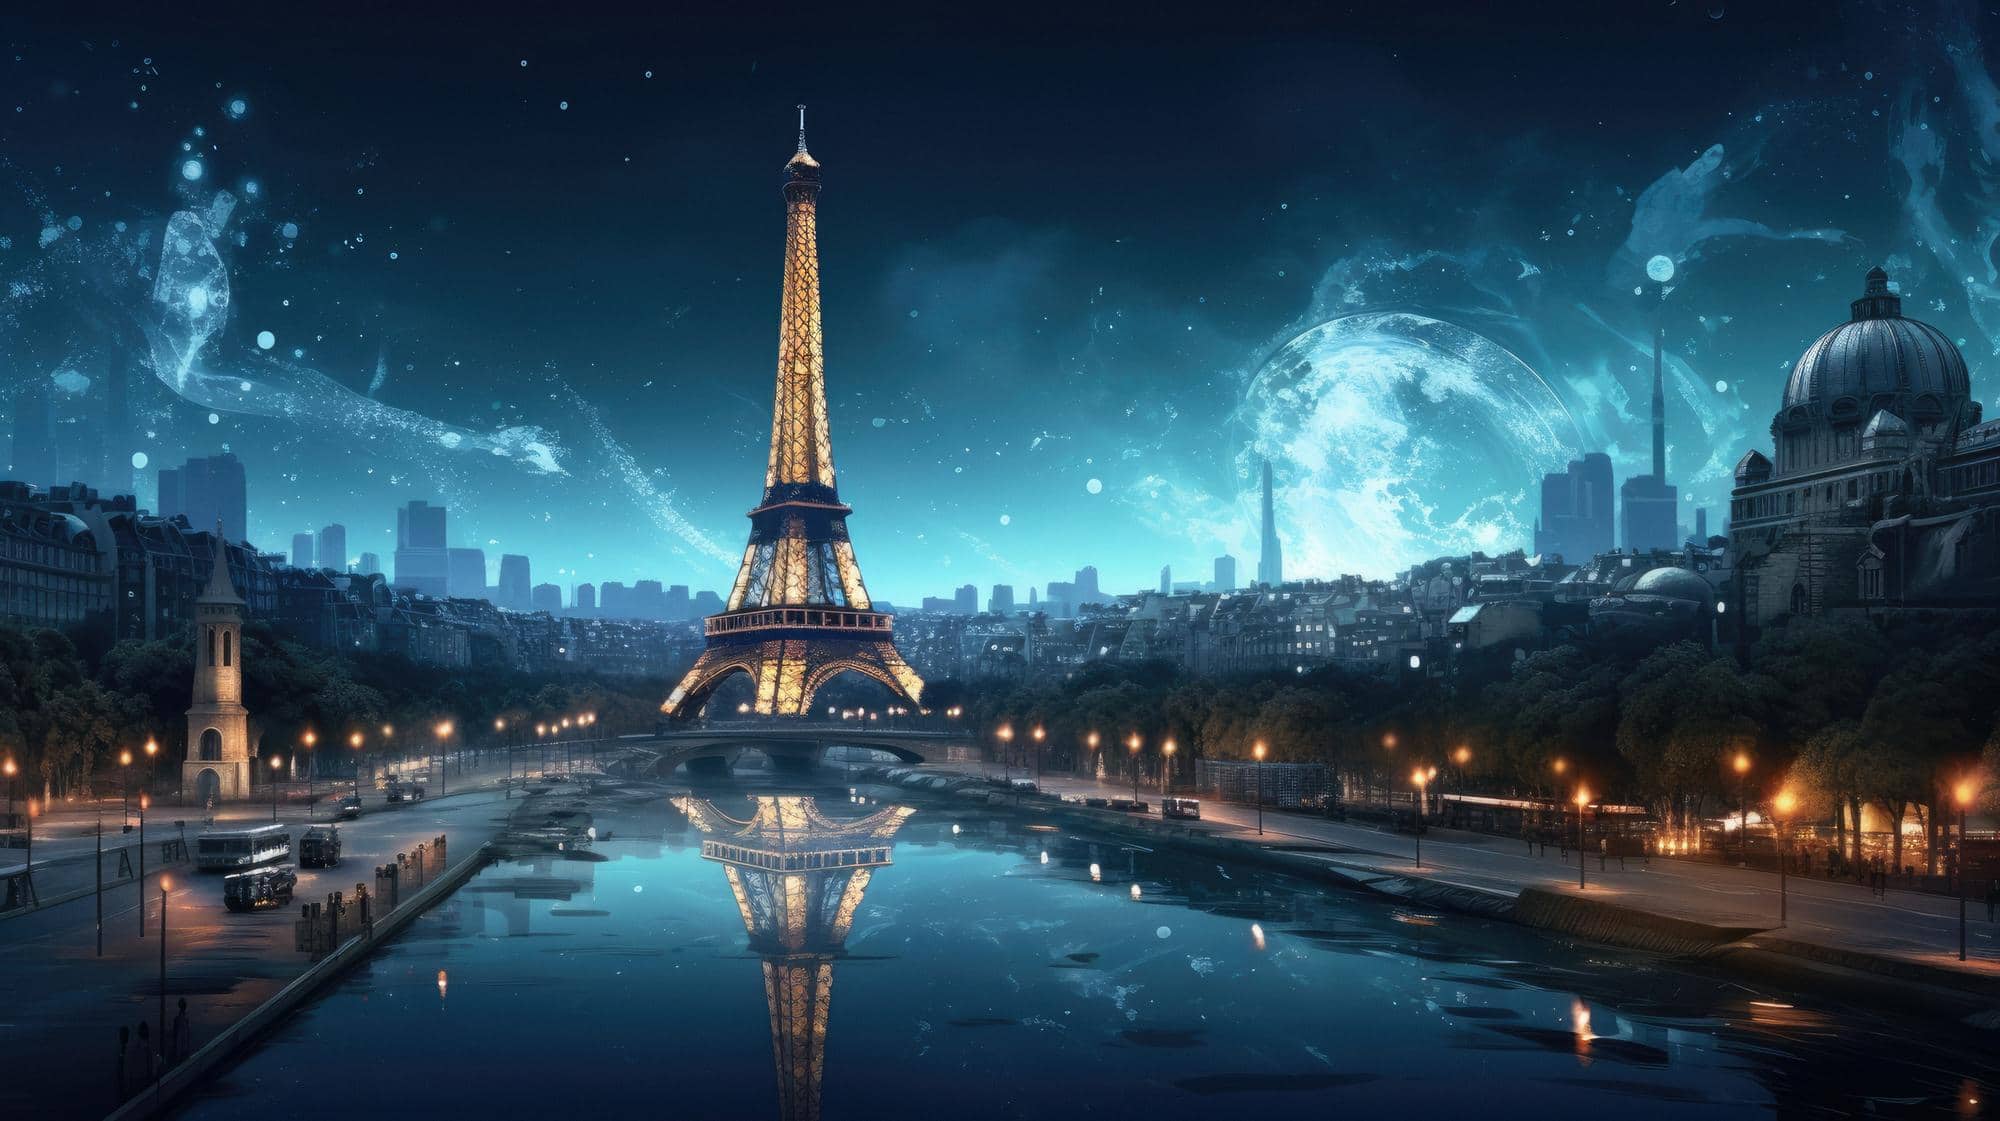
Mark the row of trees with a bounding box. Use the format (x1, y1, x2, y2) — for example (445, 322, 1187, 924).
(928, 613, 2000, 871)
(0, 620, 672, 804)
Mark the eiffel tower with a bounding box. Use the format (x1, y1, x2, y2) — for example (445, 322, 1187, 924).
(689, 795, 915, 1121)
(663, 109, 925, 720)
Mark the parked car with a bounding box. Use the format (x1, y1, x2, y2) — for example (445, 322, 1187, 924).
(1162, 796, 1202, 821)
(1008, 779, 1040, 793)
(299, 825, 342, 868)
(335, 795, 363, 820)
(223, 866, 297, 912)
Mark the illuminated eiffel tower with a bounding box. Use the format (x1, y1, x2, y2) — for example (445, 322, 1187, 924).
(663, 108, 924, 719)
(690, 795, 914, 1121)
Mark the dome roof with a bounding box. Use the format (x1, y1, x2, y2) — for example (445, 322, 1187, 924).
(1733, 448, 1772, 485)
(1861, 408, 1908, 437)
(1780, 267, 1970, 427)
(1630, 565, 1714, 605)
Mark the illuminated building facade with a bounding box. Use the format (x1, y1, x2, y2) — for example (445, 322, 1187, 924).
(663, 112, 925, 718)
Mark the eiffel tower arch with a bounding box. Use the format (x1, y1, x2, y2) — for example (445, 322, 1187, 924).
(663, 111, 925, 720)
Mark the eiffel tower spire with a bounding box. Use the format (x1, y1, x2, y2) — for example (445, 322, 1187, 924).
(662, 115, 925, 719)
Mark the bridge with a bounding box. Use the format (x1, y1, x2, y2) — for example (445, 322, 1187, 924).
(636, 724, 968, 778)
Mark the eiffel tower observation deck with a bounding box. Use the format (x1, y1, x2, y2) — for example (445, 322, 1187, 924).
(690, 795, 915, 1121)
(663, 109, 926, 719)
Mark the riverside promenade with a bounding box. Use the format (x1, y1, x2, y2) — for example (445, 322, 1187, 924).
(0, 747, 608, 1121)
(934, 764, 1999, 984)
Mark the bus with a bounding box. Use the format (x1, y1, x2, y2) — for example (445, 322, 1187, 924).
(195, 823, 293, 871)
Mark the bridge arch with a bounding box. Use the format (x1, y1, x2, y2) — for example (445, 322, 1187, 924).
(662, 657, 760, 720)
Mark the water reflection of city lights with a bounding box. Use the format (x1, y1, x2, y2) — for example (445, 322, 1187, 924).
(436, 969, 448, 1001)
(1129, 883, 1142, 900)
(1089, 862, 1102, 882)
(1039, 850, 1049, 864)
(1250, 922, 1266, 951)
(1571, 998, 1593, 1059)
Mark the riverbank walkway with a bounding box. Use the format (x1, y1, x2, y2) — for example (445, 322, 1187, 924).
(940, 764, 2000, 981)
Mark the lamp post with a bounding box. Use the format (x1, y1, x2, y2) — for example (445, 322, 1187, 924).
(1575, 786, 1591, 889)
(1086, 730, 1100, 777)
(435, 721, 454, 795)
(137, 792, 149, 935)
(495, 719, 510, 796)
(269, 754, 283, 821)
(1126, 734, 1142, 802)
(1411, 768, 1428, 869)
(1032, 726, 1045, 786)
(349, 731, 365, 798)
(157, 874, 170, 1095)
(1162, 739, 1176, 794)
(1731, 751, 1752, 863)
(1253, 741, 1267, 836)
(1773, 788, 1796, 927)
(120, 749, 133, 828)
(997, 725, 1014, 785)
(143, 737, 158, 805)
(300, 730, 317, 819)
(1956, 780, 1976, 962)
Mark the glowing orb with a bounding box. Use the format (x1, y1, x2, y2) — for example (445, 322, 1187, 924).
(1243, 312, 1582, 575)
(1156, 926, 1172, 939)
(226, 97, 248, 118)
(999, 514, 1011, 526)
(1645, 254, 1675, 283)
(1085, 478, 1103, 495)
(207, 413, 221, 424)
(130, 452, 148, 470)
(1715, 379, 1729, 393)
(280, 221, 299, 239)
(256, 330, 276, 350)
(180, 160, 203, 181)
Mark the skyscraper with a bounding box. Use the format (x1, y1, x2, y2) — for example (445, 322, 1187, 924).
(357, 552, 381, 576)
(317, 523, 348, 573)
(1213, 554, 1237, 592)
(1257, 459, 1283, 586)
(989, 583, 1014, 614)
(158, 453, 248, 544)
(290, 532, 316, 569)
(575, 582, 597, 613)
(393, 499, 449, 596)
(1620, 327, 1679, 550)
(1073, 565, 1102, 607)
(1534, 452, 1615, 561)
(1159, 565, 1171, 595)
(498, 553, 532, 609)
(954, 583, 978, 614)
(447, 547, 488, 600)
(531, 583, 562, 613)
(665, 584, 691, 620)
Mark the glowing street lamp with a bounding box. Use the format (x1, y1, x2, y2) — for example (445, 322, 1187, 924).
(1574, 786, 1592, 890)
(1732, 751, 1752, 863)
(137, 791, 150, 935)
(1957, 779, 1977, 962)
(1252, 741, 1267, 836)
(1773, 788, 1797, 926)
(143, 737, 159, 800)
(1126, 733, 1142, 801)
(301, 731, 318, 816)
(349, 731, 366, 797)
(1032, 725, 1046, 784)
(268, 754, 284, 821)
(1411, 768, 1429, 869)
(119, 749, 133, 826)
(1162, 739, 1177, 794)
(435, 720, 454, 796)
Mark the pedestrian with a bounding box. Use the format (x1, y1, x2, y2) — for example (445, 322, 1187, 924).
(115, 1025, 130, 1100)
(171, 997, 192, 1064)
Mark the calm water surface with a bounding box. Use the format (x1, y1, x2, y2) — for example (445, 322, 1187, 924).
(178, 786, 1994, 1120)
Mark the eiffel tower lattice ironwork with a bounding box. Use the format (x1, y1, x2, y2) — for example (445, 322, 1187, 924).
(663, 111, 926, 719)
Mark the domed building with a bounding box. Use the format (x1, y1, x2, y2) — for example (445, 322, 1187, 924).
(1729, 267, 2000, 622)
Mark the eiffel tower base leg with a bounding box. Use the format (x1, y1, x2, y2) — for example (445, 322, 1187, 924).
(663, 636, 923, 719)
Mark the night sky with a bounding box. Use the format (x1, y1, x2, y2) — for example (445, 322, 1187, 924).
(4, 2, 1996, 604)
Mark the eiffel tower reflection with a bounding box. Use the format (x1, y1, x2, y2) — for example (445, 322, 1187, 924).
(689, 795, 914, 1121)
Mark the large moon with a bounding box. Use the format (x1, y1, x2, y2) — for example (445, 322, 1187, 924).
(1241, 312, 1584, 576)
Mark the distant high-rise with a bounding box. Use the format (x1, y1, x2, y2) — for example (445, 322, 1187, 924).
(498, 554, 532, 610)
(690, 589, 724, 616)
(954, 583, 978, 614)
(1213, 554, 1237, 592)
(575, 582, 597, 613)
(1694, 506, 1709, 545)
(158, 453, 248, 544)
(317, 524, 348, 573)
(665, 584, 691, 621)
(1028, 586, 1038, 607)
(290, 532, 316, 569)
(530, 583, 563, 613)
(600, 581, 629, 616)
(393, 499, 449, 596)
(633, 579, 667, 618)
(447, 547, 488, 600)
(1619, 327, 1680, 551)
(1257, 459, 1283, 586)
(357, 552, 381, 576)
(989, 583, 1014, 614)
(1159, 565, 1171, 596)
(1073, 565, 1102, 607)
(1534, 452, 1615, 561)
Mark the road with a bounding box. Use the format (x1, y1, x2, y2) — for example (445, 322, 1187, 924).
(0, 771, 533, 1121)
(952, 764, 2000, 976)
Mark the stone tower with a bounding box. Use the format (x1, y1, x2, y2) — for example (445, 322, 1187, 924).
(662, 110, 924, 718)
(182, 526, 252, 804)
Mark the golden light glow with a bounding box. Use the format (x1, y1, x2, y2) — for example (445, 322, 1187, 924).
(269, 755, 282, 770)
(1086, 731, 1100, 749)
(1773, 789, 1797, 817)
(301, 730, 316, 748)
(1382, 733, 1398, 750)
(381, 724, 394, 738)
(1163, 739, 1176, 756)
(160, 876, 171, 891)
(996, 725, 1014, 743)
(119, 750, 132, 766)
(434, 720, 454, 739)
(1957, 780, 1978, 808)
(1733, 751, 1751, 775)
(1032, 726, 1045, 742)
(144, 739, 158, 757)
(349, 731, 364, 749)
(1411, 768, 1427, 788)
(1552, 757, 1567, 775)
(1574, 786, 1591, 807)
(1252, 741, 1267, 761)
(1126, 733, 1141, 752)
(2, 758, 14, 777)
(1453, 746, 1471, 766)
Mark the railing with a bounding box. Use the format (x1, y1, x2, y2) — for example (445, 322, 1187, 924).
(294, 833, 447, 960)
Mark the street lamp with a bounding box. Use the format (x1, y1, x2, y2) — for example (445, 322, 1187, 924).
(268, 754, 283, 821)
(434, 720, 454, 795)
(1956, 779, 1976, 962)
(1126, 733, 1142, 801)
(1773, 788, 1797, 927)
(1731, 750, 1752, 863)
(300, 731, 317, 818)
(1574, 786, 1591, 889)
(120, 749, 133, 827)
(349, 731, 365, 798)
(143, 737, 158, 803)
(1253, 741, 1267, 836)
(1162, 739, 1176, 794)
(1032, 726, 1045, 785)
(996, 725, 1014, 784)
(137, 792, 149, 935)
(157, 873, 170, 1095)
(1411, 768, 1428, 869)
